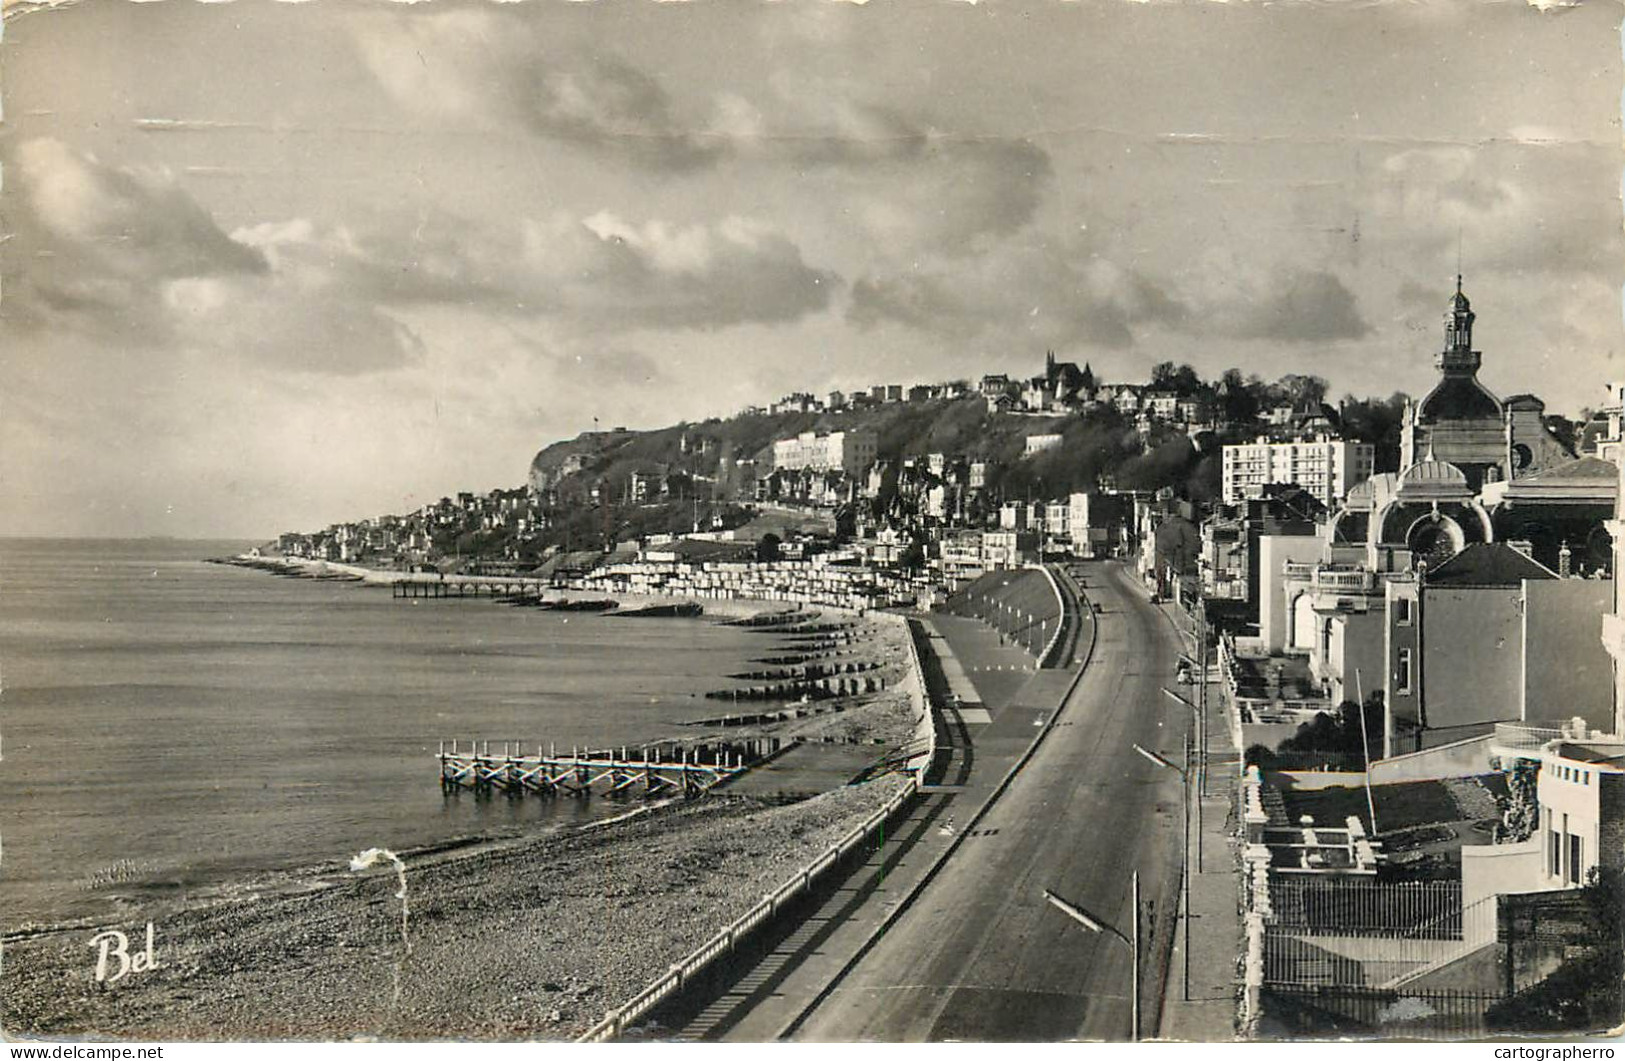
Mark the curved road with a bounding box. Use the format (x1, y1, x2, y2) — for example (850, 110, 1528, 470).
(789, 560, 1188, 1042)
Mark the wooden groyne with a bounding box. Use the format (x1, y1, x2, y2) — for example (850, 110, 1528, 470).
(682, 702, 856, 728)
(741, 621, 853, 637)
(615, 602, 705, 618)
(724, 610, 815, 629)
(728, 660, 882, 681)
(704, 673, 886, 703)
(436, 739, 778, 798)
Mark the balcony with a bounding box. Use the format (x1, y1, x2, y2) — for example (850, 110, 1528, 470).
(1313, 567, 1375, 592)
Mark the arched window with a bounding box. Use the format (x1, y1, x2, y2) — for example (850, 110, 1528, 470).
(1407, 515, 1464, 566)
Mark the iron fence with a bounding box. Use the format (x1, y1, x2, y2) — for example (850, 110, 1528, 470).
(1265, 983, 1502, 1041)
(1269, 877, 1463, 938)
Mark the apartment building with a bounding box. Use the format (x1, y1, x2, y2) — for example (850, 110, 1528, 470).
(1222, 435, 1375, 509)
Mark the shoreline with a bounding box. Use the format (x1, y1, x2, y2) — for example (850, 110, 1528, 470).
(223, 554, 804, 621)
(2, 780, 909, 1041)
(2, 552, 931, 1040)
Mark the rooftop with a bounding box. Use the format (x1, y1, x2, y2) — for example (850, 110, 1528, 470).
(1552, 741, 1625, 767)
(1416, 375, 1502, 423)
(1425, 542, 1558, 587)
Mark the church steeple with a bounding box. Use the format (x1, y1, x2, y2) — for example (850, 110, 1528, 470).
(1437, 275, 1481, 377)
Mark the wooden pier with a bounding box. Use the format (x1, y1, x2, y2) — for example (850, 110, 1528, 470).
(394, 579, 547, 600)
(436, 739, 777, 798)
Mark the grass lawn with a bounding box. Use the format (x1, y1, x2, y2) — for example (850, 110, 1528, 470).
(1278, 774, 1506, 835)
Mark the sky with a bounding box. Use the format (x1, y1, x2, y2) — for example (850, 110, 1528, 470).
(1, 0, 1620, 539)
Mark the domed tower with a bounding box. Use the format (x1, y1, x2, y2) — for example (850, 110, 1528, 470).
(1400, 277, 1506, 489)
(1440, 277, 1479, 374)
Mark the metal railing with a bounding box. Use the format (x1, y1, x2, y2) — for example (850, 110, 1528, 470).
(1267, 878, 1464, 939)
(1264, 983, 1501, 1040)
(1312, 569, 1375, 592)
(1492, 724, 1565, 753)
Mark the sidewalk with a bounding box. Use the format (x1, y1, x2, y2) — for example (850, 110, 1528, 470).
(1158, 669, 1243, 1042)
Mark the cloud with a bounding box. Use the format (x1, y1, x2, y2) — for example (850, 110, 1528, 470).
(849, 243, 1186, 350)
(4, 135, 835, 375)
(350, 10, 724, 171)
(849, 233, 1370, 352)
(848, 137, 1051, 255)
(553, 212, 836, 329)
(5, 138, 267, 336)
(1369, 144, 1620, 275)
(346, 2, 1056, 249)
(15, 138, 266, 279)
(163, 276, 426, 376)
(4, 139, 426, 374)
(1200, 269, 1369, 343)
(233, 208, 838, 334)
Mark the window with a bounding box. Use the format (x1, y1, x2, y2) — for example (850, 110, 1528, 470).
(1569, 834, 1584, 885)
(1394, 597, 1413, 625)
(1396, 649, 1413, 694)
(1550, 829, 1562, 876)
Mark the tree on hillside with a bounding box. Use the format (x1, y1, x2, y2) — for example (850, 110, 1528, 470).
(1117, 435, 1199, 494)
(1218, 368, 1260, 423)
(756, 533, 782, 562)
(1273, 373, 1330, 410)
(1185, 451, 1223, 504)
(1339, 392, 1409, 473)
(1151, 361, 1204, 397)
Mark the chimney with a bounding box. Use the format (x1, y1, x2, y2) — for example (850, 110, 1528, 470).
(1559, 541, 1573, 578)
(1507, 540, 1534, 559)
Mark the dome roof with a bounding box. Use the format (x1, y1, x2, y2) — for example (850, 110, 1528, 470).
(1401, 459, 1470, 486)
(1396, 459, 1475, 503)
(1343, 476, 1379, 511)
(1416, 376, 1502, 422)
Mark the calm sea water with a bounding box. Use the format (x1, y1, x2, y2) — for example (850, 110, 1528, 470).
(0, 539, 786, 927)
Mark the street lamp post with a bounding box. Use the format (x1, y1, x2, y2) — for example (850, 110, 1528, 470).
(1161, 687, 1205, 866)
(1134, 741, 1191, 1003)
(1042, 878, 1140, 1042)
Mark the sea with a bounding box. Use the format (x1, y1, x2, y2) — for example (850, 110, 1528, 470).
(0, 538, 790, 928)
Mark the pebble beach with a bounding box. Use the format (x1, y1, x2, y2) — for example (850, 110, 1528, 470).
(2, 778, 908, 1041)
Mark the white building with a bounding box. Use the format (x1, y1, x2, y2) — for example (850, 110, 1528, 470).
(1043, 501, 1070, 539)
(1024, 433, 1064, 457)
(999, 500, 1030, 531)
(1222, 435, 1375, 509)
(772, 429, 878, 476)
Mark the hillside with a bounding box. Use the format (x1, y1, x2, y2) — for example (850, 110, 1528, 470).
(518, 396, 1225, 553)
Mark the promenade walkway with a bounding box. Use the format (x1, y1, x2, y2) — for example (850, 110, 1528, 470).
(653, 576, 1089, 1041)
(1146, 592, 1243, 1042)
